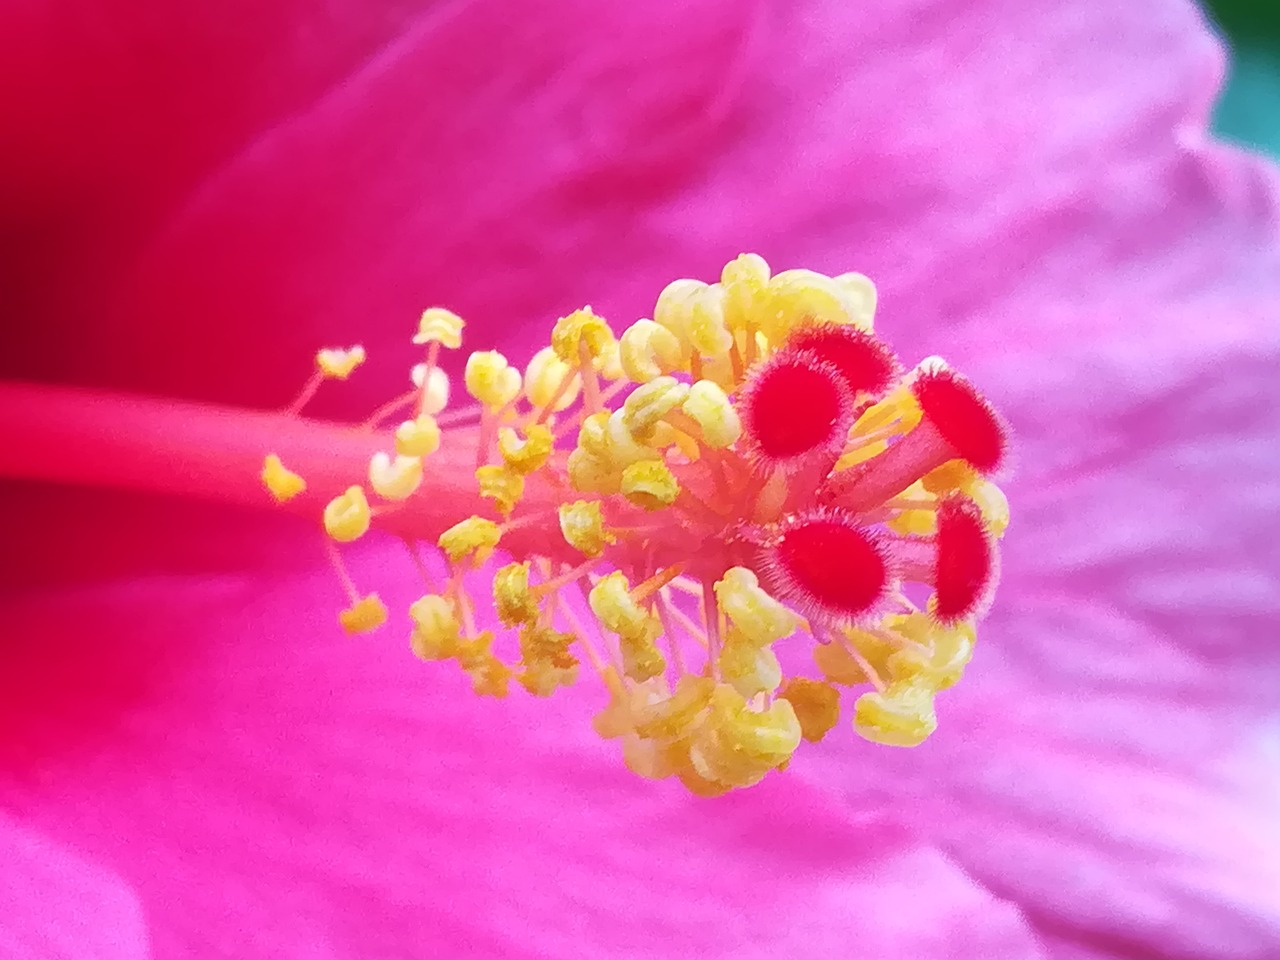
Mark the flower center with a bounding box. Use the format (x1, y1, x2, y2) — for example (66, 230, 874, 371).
(258, 255, 1014, 793)
(1, 254, 1010, 795)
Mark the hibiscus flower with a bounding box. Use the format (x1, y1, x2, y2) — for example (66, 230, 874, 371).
(2, 1, 1278, 957)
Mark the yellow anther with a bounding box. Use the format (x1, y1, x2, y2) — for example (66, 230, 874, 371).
(885, 613, 976, 690)
(854, 680, 938, 747)
(688, 685, 801, 788)
(718, 628, 783, 698)
(523, 346, 581, 412)
(367, 451, 424, 501)
(713, 567, 797, 646)
(833, 271, 878, 330)
(519, 660, 580, 697)
(653, 279, 733, 359)
(673, 748, 736, 798)
(813, 628, 895, 686)
(575, 411, 611, 458)
(922, 460, 978, 495)
(410, 364, 451, 415)
(494, 561, 539, 627)
(475, 464, 524, 516)
(622, 735, 681, 781)
(408, 594, 462, 660)
(518, 624, 579, 670)
(457, 632, 512, 698)
(566, 447, 621, 495)
(394, 414, 441, 458)
(720, 253, 771, 334)
(323, 486, 371, 542)
(261, 453, 306, 503)
(604, 411, 662, 465)
(698, 350, 739, 392)
(517, 624, 580, 695)
(497, 424, 553, 476)
(558, 500, 615, 557)
(971, 480, 1010, 539)
(618, 319, 685, 383)
(855, 384, 921, 435)
(620, 635, 667, 684)
(681, 380, 741, 449)
(595, 338, 625, 381)
(464, 350, 522, 412)
(622, 376, 690, 440)
(763, 269, 860, 342)
(413, 307, 465, 348)
(835, 438, 889, 471)
(338, 594, 388, 635)
(575, 411, 654, 468)
(779, 678, 841, 743)
(632, 675, 715, 740)
(655, 422, 702, 462)
(887, 507, 937, 536)
(315, 345, 367, 380)
(592, 668, 642, 739)
(588, 572, 667, 682)
(620, 459, 680, 511)
(437, 516, 501, 565)
(682, 283, 734, 356)
(551, 306, 616, 365)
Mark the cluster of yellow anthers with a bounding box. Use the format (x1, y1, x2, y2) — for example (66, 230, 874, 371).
(261, 255, 1010, 796)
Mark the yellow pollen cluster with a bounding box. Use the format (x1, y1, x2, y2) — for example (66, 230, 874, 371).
(414, 307, 465, 348)
(558, 500, 614, 557)
(315, 346, 367, 380)
(260, 253, 1011, 795)
(261, 454, 306, 503)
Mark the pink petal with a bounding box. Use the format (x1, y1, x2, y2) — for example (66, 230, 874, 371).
(0, 0, 1257, 406)
(0, 813, 148, 959)
(2, 0, 1279, 955)
(0, 561, 1044, 959)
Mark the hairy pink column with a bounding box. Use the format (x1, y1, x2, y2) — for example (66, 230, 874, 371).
(823, 364, 1008, 512)
(0, 381, 565, 558)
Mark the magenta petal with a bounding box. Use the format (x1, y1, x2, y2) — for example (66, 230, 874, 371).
(0, 813, 148, 959)
(1, 0, 1260, 411)
(0, 559, 1044, 958)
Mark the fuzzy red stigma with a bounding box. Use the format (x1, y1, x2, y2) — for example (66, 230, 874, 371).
(760, 508, 890, 621)
(783, 323, 900, 397)
(740, 349, 853, 466)
(933, 495, 997, 622)
(911, 364, 1007, 473)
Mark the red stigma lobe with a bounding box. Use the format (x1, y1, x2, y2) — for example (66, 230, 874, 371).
(760, 508, 891, 620)
(933, 495, 997, 622)
(911, 365, 1007, 473)
(783, 323, 900, 397)
(740, 349, 853, 466)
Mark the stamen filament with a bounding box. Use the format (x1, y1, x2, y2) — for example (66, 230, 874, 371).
(631, 563, 688, 603)
(553, 591, 610, 678)
(323, 537, 361, 602)
(578, 341, 603, 414)
(416, 341, 442, 415)
(703, 581, 722, 681)
(536, 558, 602, 596)
(834, 626, 888, 694)
(283, 372, 324, 417)
(655, 590, 689, 674)
(404, 538, 436, 590)
(361, 390, 418, 430)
